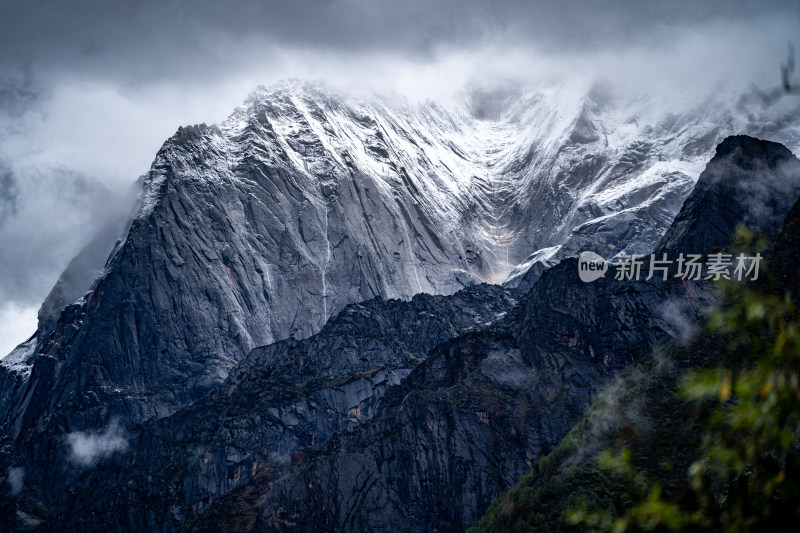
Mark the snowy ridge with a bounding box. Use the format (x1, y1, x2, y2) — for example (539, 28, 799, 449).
(0, 337, 36, 377)
(129, 79, 800, 297)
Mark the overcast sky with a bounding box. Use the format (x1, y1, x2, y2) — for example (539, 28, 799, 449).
(1, 0, 799, 355)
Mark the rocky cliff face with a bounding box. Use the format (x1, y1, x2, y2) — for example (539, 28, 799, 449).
(0, 135, 782, 532)
(3, 82, 799, 422)
(1, 74, 799, 533)
(659, 135, 800, 254)
(182, 137, 800, 533)
(1, 284, 517, 531)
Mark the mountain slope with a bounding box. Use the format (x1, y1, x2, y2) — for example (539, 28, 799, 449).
(2, 285, 517, 531)
(470, 166, 800, 533)
(181, 136, 800, 532)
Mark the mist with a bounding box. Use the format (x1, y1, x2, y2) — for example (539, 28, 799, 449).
(65, 421, 129, 467)
(0, 0, 798, 355)
(4, 466, 24, 496)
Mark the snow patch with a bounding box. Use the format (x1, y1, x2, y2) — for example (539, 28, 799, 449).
(0, 336, 37, 377)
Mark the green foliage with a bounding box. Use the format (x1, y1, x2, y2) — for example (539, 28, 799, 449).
(473, 224, 800, 533)
(576, 281, 800, 532)
(469, 344, 702, 532)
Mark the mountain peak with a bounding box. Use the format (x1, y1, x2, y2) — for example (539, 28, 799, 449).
(713, 134, 796, 168)
(658, 135, 800, 255)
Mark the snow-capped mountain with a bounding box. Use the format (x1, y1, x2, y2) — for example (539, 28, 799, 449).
(2, 79, 799, 426)
(4, 134, 800, 533)
(2, 73, 800, 531)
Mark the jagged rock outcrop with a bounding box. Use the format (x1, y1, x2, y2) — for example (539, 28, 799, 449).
(768, 195, 800, 299)
(659, 135, 800, 254)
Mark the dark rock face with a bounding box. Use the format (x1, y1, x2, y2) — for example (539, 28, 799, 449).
(233, 322, 609, 533)
(768, 197, 800, 299)
(658, 135, 800, 254)
(216, 270, 684, 531)
(1, 285, 517, 531)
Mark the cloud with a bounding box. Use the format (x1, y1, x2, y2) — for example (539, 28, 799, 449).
(0, 70, 140, 355)
(656, 298, 700, 346)
(0, 163, 18, 223)
(66, 421, 129, 467)
(0, 165, 120, 300)
(0, 64, 41, 123)
(1, 1, 798, 94)
(0, 304, 37, 358)
(5, 466, 24, 496)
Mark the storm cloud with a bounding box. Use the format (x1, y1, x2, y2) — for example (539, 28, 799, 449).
(0, 0, 798, 355)
(1, 1, 797, 82)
